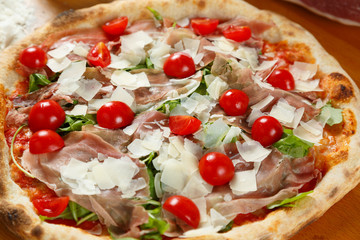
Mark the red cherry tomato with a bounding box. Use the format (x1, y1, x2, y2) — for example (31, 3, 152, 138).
(102, 16, 128, 35)
(163, 52, 196, 78)
(251, 116, 283, 147)
(191, 18, 219, 35)
(199, 152, 235, 186)
(223, 26, 252, 42)
(32, 196, 69, 218)
(219, 89, 249, 116)
(163, 195, 200, 228)
(29, 130, 65, 154)
(87, 42, 111, 68)
(19, 46, 47, 69)
(28, 100, 65, 132)
(97, 101, 134, 129)
(169, 115, 201, 135)
(267, 69, 295, 91)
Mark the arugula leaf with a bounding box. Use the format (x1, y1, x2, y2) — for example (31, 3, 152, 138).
(140, 201, 169, 240)
(319, 103, 343, 126)
(267, 190, 314, 209)
(273, 128, 314, 158)
(28, 73, 51, 93)
(146, 7, 163, 22)
(40, 201, 98, 223)
(141, 152, 159, 200)
(194, 65, 212, 95)
(58, 114, 96, 133)
(124, 57, 154, 71)
(156, 100, 180, 114)
(219, 220, 233, 233)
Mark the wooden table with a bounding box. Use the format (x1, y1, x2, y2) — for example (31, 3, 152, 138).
(1, 0, 360, 239)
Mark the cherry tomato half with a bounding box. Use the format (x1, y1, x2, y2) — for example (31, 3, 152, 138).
(28, 100, 65, 132)
(169, 115, 201, 135)
(102, 16, 128, 35)
(97, 101, 134, 129)
(267, 69, 295, 91)
(199, 152, 235, 186)
(191, 18, 219, 35)
(163, 195, 200, 228)
(223, 26, 252, 42)
(251, 116, 283, 147)
(163, 52, 196, 78)
(19, 46, 47, 69)
(87, 42, 111, 68)
(32, 196, 69, 218)
(219, 89, 249, 116)
(29, 129, 65, 154)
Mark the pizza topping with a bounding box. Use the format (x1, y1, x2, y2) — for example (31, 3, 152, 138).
(168, 115, 201, 135)
(163, 52, 196, 78)
(251, 116, 283, 147)
(163, 195, 200, 228)
(28, 73, 52, 93)
(102, 16, 128, 36)
(87, 42, 111, 68)
(267, 190, 313, 209)
(267, 69, 295, 91)
(191, 18, 219, 36)
(28, 99, 65, 132)
(96, 101, 134, 129)
(19, 46, 47, 69)
(29, 129, 65, 154)
(199, 152, 235, 186)
(219, 89, 249, 116)
(293, 119, 324, 144)
(32, 196, 70, 218)
(223, 25, 252, 43)
(318, 103, 343, 126)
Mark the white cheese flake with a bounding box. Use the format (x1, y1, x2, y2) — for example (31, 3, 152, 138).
(236, 140, 271, 162)
(65, 104, 88, 116)
(75, 79, 102, 101)
(47, 57, 72, 73)
(230, 170, 258, 195)
(111, 70, 150, 90)
(48, 43, 75, 59)
(293, 119, 323, 144)
(289, 61, 317, 81)
(251, 95, 274, 110)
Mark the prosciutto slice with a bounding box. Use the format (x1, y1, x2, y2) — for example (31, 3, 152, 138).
(210, 145, 318, 217)
(284, 0, 360, 26)
(21, 131, 149, 237)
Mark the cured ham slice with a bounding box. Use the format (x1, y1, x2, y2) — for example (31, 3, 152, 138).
(284, 0, 360, 26)
(21, 131, 149, 237)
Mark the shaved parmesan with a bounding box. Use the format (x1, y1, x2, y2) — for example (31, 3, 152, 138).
(108, 54, 132, 69)
(253, 60, 278, 71)
(154, 173, 163, 198)
(72, 43, 89, 57)
(236, 140, 271, 162)
(181, 172, 212, 199)
(92, 164, 115, 189)
(289, 61, 317, 81)
(47, 57, 71, 72)
(111, 70, 150, 90)
(269, 98, 296, 124)
(223, 126, 241, 144)
(247, 109, 265, 127)
(293, 120, 323, 144)
(160, 159, 187, 191)
(295, 79, 322, 92)
(111, 87, 136, 111)
(251, 95, 274, 110)
(206, 76, 229, 100)
(48, 43, 75, 59)
(149, 41, 171, 69)
(210, 208, 230, 228)
(66, 104, 88, 116)
(230, 170, 258, 194)
(88, 98, 111, 111)
(75, 79, 102, 101)
(177, 18, 190, 27)
(58, 60, 87, 84)
(127, 139, 153, 158)
(204, 119, 230, 148)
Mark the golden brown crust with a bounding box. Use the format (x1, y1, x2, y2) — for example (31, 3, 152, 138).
(0, 0, 359, 240)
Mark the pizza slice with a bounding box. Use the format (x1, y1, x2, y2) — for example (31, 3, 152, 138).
(0, 0, 359, 239)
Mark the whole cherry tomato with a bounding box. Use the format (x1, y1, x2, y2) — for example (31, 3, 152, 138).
(102, 16, 128, 35)
(97, 101, 134, 129)
(267, 69, 295, 91)
(163, 52, 196, 78)
(87, 42, 111, 68)
(19, 46, 47, 69)
(199, 152, 235, 186)
(29, 130, 65, 154)
(169, 115, 201, 135)
(223, 26, 252, 42)
(163, 195, 200, 228)
(219, 89, 249, 116)
(191, 18, 219, 35)
(32, 196, 69, 218)
(28, 100, 65, 132)
(251, 116, 283, 147)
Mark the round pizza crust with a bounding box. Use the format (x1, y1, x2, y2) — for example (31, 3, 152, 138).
(0, 0, 359, 239)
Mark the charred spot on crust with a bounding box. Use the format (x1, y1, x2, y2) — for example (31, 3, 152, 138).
(0, 205, 32, 227)
(329, 72, 346, 81)
(51, 8, 95, 28)
(320, 73, 354, 103)
(328, 187, 338, 199)
(31, 225, 43, 238)
(343, 168, 350, 178)
(197, 0, 206, 9)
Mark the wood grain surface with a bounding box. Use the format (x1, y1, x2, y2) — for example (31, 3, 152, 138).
(1, 0, 360, 239)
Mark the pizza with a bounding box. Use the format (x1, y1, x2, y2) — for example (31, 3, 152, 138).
(0, 0, 359, 239)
